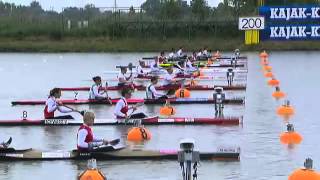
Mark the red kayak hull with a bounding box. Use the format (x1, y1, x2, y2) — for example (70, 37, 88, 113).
(0, 116, 242, 126)
(11, 98, 245, 105)
(60, 84, 246, 91)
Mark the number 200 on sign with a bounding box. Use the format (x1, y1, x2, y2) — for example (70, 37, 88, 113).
(238, 17, 265, 30)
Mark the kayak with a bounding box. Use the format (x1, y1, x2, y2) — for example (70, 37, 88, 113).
(142, 56, 247, 60)
(0, 116, 243, 126)
(0, 146, 240, 161)
(59, 84, 247, 91)
(11, 97, 245, 105)
(104, 69, 248, 74)
(142, 63, 246, 69)
(87, 76, 247, 82)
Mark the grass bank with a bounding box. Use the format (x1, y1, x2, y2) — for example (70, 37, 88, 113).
(0, 37, 319, 52)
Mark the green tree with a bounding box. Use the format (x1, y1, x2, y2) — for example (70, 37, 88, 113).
(191, 0, 210, 21)
(141, 0, 162, 17)
(160, 0, 183, 20)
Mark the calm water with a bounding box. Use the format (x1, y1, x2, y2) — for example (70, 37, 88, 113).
(0, 51, 319, 180)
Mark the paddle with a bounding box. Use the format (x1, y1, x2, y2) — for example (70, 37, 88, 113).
(104, 81, 113, 105)
(142, 57, 157, 60)
(124, 102, 145, 123)
(92, 138, 122, 152)
(1, 137, 12, 148)
(59, 104, 85, 116)
(108, 138, 120, 146)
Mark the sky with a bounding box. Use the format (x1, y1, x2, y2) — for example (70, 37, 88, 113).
(2, 0, 223, 11)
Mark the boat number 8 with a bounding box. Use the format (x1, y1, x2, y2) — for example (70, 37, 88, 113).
(22, 111, 28, 119)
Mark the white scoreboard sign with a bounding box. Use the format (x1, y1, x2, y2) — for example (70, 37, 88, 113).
(239, 17, 265, 30)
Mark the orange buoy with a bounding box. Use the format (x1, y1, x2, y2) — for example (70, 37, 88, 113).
(207, 59, 213, 65)
(277, 100, 295, 118)
(175, 88, 191, 98)
(127, 126, 152, 141)
(160, 106, 176, 116)
(264, 71, 273, 78)
(260, 50, 269, 59)
(79, 170, 106, 180)
(263, 65, 272, 71)
(280, 124, 302, 145)
(272, 87, 286, 100)
(268, 78, 280, 86)
(289, 158, 320, 180)
(79, 159, 106, 180)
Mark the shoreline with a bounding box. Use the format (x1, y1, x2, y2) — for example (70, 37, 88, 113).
(0, 37, 319, 52)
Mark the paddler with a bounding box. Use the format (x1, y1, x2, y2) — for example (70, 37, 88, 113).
(44, 88, 75, 119)
(158, 51, 166, 64)
(150, 58, 161, 73)
(186, 57, 198, 72)
(176, 47, 183, 58)
(226, 68, 235, 86)
(77, 111, 115, 152)
(203, 47, 208, 57)
(175, 61, 186, 76)
(114, 88, 147, 119)
(168, 48, 175, 59)
(234, 49, 240, 59)
(117, 66, 133, 87)
(146, 76, 168, 100)
(136, 60, 146, 78)
(213, 87, 225, 117)
(89, 76, 112, 104)
(162, 67, 182, 87)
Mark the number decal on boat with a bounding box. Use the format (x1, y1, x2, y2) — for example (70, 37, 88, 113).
(158, 119, 174, 123)
(44, 119, 69, 125)
(5, 154, 24, 158)
(42, 152, 71, 158)
(185, 118, 194, 122)
(218, 148, 236, 153)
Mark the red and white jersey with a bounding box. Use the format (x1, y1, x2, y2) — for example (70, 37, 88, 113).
(114, 97, 129, 118)
(77, 124, 103, 151)
(43, 96, 72, 118)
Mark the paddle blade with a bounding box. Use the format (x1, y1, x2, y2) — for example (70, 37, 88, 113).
(2, 137, 12, 148)
(79, 111, 85, 116)
(109, 138, 120, 146)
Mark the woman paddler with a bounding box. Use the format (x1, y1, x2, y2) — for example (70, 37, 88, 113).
(114, 88, 147, 120)
(117, 66, 135, 90)
(162, 67, 182, 87)
(89, 76, 112, 104)
(77, 111, 115, 152)
(146, 76, 168, 100)
(158, 51, 166, 64)
(136, 60, 146, 78)
(44, 88, 76, 119)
